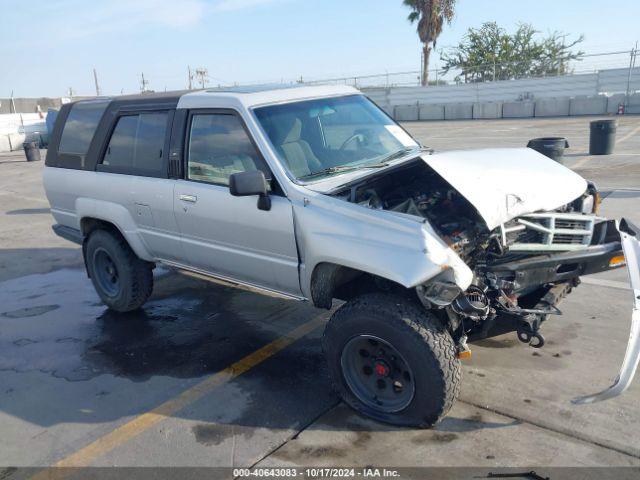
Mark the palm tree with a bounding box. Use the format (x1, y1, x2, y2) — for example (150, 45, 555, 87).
(403, 0, 457, 86)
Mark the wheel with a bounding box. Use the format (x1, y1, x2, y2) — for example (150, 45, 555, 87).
(322, 293, 460, 427)
(85, 229, 153, 312)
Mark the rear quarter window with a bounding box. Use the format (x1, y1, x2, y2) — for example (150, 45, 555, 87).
(58, 100, 109, 155)
(100, 112, 170, 177)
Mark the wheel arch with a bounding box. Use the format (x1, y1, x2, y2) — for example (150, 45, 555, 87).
(310, 262, 411, 309)
(75, 197, 154, 262)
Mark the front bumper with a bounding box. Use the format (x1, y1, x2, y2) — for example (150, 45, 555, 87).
(573, 218, 640, 404)
(489, 218, 640, 405)
(489, 239, 623, 293)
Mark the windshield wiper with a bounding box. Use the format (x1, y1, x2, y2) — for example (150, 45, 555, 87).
(298, 165, 361, 180)
(298, 147, 429, 181)
(373, 146, 426, 165)
(300, 162, 392, 180)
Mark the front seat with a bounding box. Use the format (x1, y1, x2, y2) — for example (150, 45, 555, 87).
(272, 117, 323, 178)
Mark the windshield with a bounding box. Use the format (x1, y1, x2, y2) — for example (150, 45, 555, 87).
(254, 95, 420, 182)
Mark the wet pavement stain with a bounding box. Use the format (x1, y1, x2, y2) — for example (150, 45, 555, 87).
(411, 432, 459, 444)
(273, 444, 347, 461)
(0, 267, 339, 431)
(474, 337, 518, 349)
(2, 305, 59, 318)
(0, 268, 322, 383)
(192, 424, 246, 447)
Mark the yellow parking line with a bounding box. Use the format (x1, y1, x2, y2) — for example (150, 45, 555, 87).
(30, 314, 326, 478)
(617, 123, 640, 145)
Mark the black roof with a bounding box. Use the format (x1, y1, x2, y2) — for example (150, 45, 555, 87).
(69, 90, 191, 109)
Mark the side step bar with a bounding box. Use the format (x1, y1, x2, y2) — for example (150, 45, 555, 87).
(52, 224, 83, 245)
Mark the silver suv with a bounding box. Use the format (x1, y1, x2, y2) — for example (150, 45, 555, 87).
(44, 85, 640, 427)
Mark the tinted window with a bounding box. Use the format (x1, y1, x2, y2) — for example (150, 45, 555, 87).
(102, 112, 168, 174)
(188, 114, 265, 185)
(59, 100, 109, 154)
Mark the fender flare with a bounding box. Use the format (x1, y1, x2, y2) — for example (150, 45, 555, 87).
(75, 198, 154, 262)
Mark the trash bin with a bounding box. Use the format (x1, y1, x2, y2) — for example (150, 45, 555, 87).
(23, 141, 41, 162)
(589, 119, 617, 155)
(526, 137, 570, 162)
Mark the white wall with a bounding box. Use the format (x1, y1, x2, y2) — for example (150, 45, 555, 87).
(364, 67, 640, 109)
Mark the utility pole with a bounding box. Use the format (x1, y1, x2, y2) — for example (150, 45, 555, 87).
(188, 66, 193, 90)
(67, 87, 74, 99)
(93, 68, 101, 96)
(195, 68, 208, 89)
(140, 72, 150, 93)
(625, 41, 638, 111)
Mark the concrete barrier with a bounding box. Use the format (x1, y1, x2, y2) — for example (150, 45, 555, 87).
(394, 104, 419, 121)
(7, 133, 26, 151)
(419, 104, 445, 120)
(569, 96, 607, 116)
(535, 98, 570, 117)
(444, 103, 473, 120)
(380, 105, 395, 117)
(473, 102, 503, 119)
(607, 94, 626, 114)
(627, 93, 640, 114)
(0, 135, 11, 153)
(502, 101, 535, 118)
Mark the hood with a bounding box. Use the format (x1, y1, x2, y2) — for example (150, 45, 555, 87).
(421, 148, 588, 230)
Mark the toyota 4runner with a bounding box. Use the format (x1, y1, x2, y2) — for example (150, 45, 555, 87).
(44, 86, 640, 427)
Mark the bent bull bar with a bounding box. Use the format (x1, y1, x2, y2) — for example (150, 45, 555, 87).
(573, 219, 640, 404)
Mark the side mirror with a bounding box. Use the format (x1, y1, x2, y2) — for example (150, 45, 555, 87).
(229, 170, 271, 211)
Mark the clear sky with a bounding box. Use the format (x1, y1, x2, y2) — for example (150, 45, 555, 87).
(1, 0, 639, 97)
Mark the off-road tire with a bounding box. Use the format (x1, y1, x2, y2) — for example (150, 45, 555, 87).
(85, 229, 153, 312)
(322, 293, 461, 427)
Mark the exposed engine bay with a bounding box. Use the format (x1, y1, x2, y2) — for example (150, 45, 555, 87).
(330, 158, 619, 351)
(331, 160, 488, 262)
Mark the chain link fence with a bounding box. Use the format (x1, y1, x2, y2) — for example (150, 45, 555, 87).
(297, 49, 639, 92)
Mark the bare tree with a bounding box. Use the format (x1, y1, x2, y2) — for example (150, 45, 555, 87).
(403, 0, 457, 86)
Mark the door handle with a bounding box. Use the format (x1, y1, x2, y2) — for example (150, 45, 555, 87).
(179, 194, 197, 203)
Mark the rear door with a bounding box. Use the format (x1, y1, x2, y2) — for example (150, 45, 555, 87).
(173, 109, 301, 296)
(97, 110, 183, 262)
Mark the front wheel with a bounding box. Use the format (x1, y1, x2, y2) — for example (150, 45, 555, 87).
(322, 293, 460, 427)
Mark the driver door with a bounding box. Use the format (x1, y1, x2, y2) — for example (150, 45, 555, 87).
(173, 110, 301, 296)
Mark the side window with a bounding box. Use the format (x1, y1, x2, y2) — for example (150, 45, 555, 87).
(187, 113, 266, 186)
(59, 100, 109, 154)
(102, 112, 168, 175)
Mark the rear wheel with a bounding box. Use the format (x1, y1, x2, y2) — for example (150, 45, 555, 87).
(85, 229, 153, 312)
(322, 293, 460, 427)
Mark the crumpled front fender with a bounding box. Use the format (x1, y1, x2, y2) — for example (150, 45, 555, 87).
(573, 218, 640, 404)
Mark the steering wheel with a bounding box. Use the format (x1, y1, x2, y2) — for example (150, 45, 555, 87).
(339, 133, 365, 151)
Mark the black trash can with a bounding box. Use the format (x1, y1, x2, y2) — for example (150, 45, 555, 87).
(23, 141, 41, 162)
(589, 119, 617, 155)
(526, 137, 570, 162)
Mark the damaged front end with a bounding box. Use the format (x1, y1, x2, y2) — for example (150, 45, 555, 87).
(329, 154, 639, 403)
